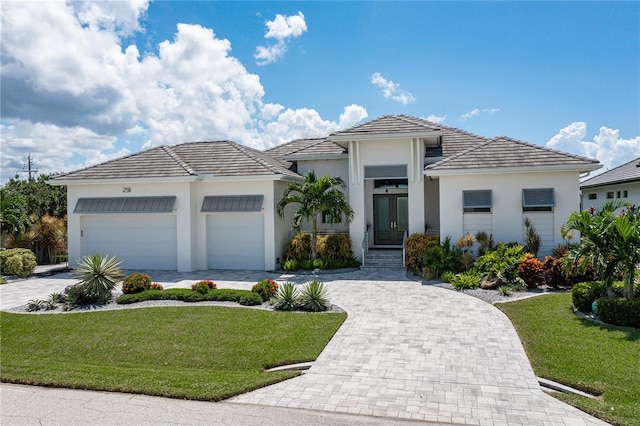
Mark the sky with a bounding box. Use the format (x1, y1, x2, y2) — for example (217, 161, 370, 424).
(1, 1, 639, 184)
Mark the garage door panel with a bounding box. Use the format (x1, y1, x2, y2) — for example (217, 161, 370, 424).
(82, 215, 177, 270)
(207, 214, 265, 270)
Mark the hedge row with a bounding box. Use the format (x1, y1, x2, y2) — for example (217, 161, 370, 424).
(116, 288, 262, 306)
(596, 297, 640, 328)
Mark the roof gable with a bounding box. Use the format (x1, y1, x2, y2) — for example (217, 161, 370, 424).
(580, 156, 640, 188)
(330, 114, 440, 137)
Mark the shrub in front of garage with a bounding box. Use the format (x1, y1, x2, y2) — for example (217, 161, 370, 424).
(117, 288, 262, 306)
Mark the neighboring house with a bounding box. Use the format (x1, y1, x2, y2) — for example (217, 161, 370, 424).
(50, 114, 601, 271)
(580, 157, 640, 210)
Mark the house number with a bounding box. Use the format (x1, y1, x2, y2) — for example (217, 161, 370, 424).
(122, 187, 131, 193)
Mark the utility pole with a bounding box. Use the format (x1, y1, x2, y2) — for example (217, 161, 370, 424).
(22, 153, 38, 180)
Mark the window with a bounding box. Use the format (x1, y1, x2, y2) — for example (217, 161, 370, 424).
(588, 193, 597, 200)
(364, 165, 407, 179)
(606, 192, 614, 199)
(617, 191, 621, 198)
(522, 188, 555, 212)
(623, 190, 628, 198)
(463, 190, 492, 213)
(321, 210, 342, 224)
(374, 179, 408, 189)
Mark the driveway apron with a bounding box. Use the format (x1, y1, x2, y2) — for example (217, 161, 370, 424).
(230, 270, 606, 426)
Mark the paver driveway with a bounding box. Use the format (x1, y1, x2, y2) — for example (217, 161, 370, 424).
(1, 269, 605, 425)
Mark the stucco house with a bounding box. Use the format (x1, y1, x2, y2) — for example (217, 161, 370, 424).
(580, 156, 640, 210)
(50, 114, 601, 271)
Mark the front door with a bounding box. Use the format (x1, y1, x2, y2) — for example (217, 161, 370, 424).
(374, 194, 408, 245)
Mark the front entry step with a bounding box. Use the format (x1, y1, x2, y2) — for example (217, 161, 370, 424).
(361, 249, 405, 270)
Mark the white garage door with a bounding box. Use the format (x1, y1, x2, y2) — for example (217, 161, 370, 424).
(207, 213, 265, 270)
(82, 215, 177, 270)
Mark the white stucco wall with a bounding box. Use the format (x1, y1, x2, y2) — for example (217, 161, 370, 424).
(424, 177, 440, 234)
(438, 170, 581, 257)
(581, 181, 640, 211)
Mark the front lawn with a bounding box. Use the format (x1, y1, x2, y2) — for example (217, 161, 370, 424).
(0, 306, 346, 401)
(498, 293, 640, 426)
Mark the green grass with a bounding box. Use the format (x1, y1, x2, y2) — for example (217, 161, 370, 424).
(498, 293, 640, 426)
(0, 306, 346, 401)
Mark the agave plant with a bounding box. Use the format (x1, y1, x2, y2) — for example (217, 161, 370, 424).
(299, 280, 330, 312)
(72, 254, 124, 304)
(272, 282, 300, 311)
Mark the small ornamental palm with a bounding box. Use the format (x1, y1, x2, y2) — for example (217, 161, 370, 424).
(273, 282, 300, 311)
(299, 280, 330, 312)
(72, 254, 124, 303)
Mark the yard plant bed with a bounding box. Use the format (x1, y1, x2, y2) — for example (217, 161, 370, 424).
(498, 293, 640, 426)
(1, 306, 347, 401)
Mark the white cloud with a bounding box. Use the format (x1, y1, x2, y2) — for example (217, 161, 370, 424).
(370, 72, 415, 105)
(255, 12, 307, 65)
(459, 108, 500, 121)
(426, 114, 446, 124)
(0, 3, 364, 182)
(260, 105, 368, 148)
(546, 122, 640, 172)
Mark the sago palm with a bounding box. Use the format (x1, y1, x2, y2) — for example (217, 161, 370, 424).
(277, 171, 354, 261)
(72, 254, 124, 303)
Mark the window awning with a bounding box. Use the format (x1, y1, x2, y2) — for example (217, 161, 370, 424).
(74, 196, 176, 213)
(201, 195, 264, 212)
(522, 188, 555, 207)
(463, 190, 492, 208)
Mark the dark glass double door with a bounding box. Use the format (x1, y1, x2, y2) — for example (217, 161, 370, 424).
(374, 194, 408, 245)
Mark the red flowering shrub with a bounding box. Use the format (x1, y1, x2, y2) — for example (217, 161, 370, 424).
(517, 254, 545, 288)
(252, 279, 278, 302)
(150, 283, 164, 291)
(191, 280, 216, 294)
(122, 273, 152, 294)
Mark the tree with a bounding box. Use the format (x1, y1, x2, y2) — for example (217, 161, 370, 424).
(561, 200, 639, 299)
(277, 171, 354, 261)
(2, 174, 67, 218)
(0, 188, 30, 237)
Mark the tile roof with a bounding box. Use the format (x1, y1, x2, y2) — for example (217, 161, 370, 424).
(426, 136, 601, 171)
(580, 157, 640, 188)
(331, 114, 441, 136)
(264, 138, 346, 169)
(51, 141, 300, 181)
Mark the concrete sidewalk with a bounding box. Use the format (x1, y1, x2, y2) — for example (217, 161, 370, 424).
(1, 269, 606, 425)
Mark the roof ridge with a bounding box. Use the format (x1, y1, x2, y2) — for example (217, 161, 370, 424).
(493, 135, 599, 164)
(428, 138, 496, 169)
(404, 114, 490, 141)
(233, 142, 284, 175)
(581, 155, 640, 185)
(51, 145, 168, 179)
(282, 138, 333, 156)
(161, 145, 198, 175)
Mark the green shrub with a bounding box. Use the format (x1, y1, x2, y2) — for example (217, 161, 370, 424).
(122, 273, 152, 294)
(191, 281, 210, 294)
(421, 237, 462, 277)
(572, 281, 605, 312)
(150, 283, 163, 291)
(0, 248, 37, 277)
(498, 285, 513, 297)
(63, 284, 106, 309)
(405, 233, 440, 273)
(300, 259, 315, 270)
(475, 243, 525, 282)
(27, 299, 45, 312)
(282, 259, 299, 271)
(251, 279, 278, 302)
(450, 271, 480, 290)
(596, 297, 640, 328)
(299, 280, 330, 312)
(116, 288, 262, 306)
(272, 282, 300, 311)
(283, 233, 312, 261)
(474, 231, 495, 255)
(317, 234, 354, 261)
(440, 271, 456, 283)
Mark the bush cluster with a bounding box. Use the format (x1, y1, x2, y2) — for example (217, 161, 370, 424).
(571, 281, 605, 312)
(0, 248, 37, 277)
(405, 233, 440, 273)
(251, 279, 278, 302)
(117, 288, 262, 306)
(450, 272, 480, 290)
(517, 254, 545, 288)
(271, 280, 331, 312)
(596, 297, 640, 328)
(191, 280, 217, 294)
(282, 234, 359, 270)
(122, 273, 152, 294)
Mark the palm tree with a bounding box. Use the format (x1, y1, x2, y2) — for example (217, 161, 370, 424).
(277, 171, 354, 261)
(561, 200, 638, 298)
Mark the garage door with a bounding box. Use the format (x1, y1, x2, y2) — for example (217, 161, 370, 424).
(82, 215, 177, 270)
(207, 213, 265, 270)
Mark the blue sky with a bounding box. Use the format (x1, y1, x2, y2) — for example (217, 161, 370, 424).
(1, 1, 638, 183)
